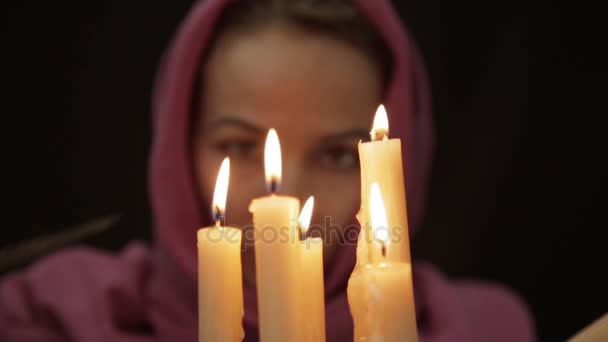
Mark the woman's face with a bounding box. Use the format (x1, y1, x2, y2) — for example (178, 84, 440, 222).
(194, 22, 383, 285)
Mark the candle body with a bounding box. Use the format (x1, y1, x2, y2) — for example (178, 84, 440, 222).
(358, 138, 410, 263)
(197, 227, 244, 342)
(249, 195, 302, 342)
(348, 135, 418, 341)
(347, 262, 417, 342)
(300, 238, 326, 342)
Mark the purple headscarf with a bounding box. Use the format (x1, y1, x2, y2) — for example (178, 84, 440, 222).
(0, 1, 535, 341)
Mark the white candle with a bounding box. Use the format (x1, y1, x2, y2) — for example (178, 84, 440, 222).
(198, 157, 244, 342)
(348, 104, 419, 342)
(298, 196, 326, 342)
(348, 183, 417, 341)
(249, 129, 303, 342)
(357, 105, 411, 264)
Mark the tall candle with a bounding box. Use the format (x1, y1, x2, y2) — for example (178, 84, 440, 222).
(298, 196, 326, 342)
(348, 183, 417, 341)
(357, 105, 411, 264)
(249, 129, 303, 342)
(348, 104, 418, 341)
(198, 157, 244, 342)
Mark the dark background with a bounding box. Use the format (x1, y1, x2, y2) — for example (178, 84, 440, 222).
(1, 1, 604, 340)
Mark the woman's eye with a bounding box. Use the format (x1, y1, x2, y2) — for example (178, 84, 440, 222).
(216, 140, 259, 160)
(319, 146, 359, 171)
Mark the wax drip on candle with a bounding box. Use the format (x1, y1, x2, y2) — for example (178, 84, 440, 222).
(212, 157, 230, 229)
(370, 105, 389, 141)
(264, 129, 282, 194)
(298, 196, 315, 241)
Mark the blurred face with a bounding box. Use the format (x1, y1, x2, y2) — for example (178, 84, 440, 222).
(193, 22, 383, 285)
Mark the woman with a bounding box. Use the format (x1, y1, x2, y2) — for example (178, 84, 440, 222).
(0, 0, 535, 341)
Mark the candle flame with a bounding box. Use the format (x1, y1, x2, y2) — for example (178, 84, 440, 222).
(212, 157, 230, 225)
(299, 196, 315, 234)
(370, 183, 390, 246)
(264, 129, 282, 192)
(371, 104, 389, 141)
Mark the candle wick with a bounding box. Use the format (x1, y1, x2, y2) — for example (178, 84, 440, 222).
(381, 241, 387, 258)
(370, 128, 389, 142)
(212, 206, 225, 228)
(268, 178, 279, 194)
(366, 223, 374, 262)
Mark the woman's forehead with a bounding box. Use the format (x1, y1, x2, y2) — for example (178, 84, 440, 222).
(201, 24, 382, 134)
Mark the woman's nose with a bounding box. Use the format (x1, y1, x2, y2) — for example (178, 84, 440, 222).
(277, 158, 307, 201)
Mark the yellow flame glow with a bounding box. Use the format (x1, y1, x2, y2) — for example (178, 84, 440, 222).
(264, 129, 282, 189)
(371, 104, 389, 141)
(299, 196, 315, 234)
(212, 157, 230, 219)
(370, 182, 390, 246)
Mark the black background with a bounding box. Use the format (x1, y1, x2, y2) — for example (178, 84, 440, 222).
(1, 1, 604, 340)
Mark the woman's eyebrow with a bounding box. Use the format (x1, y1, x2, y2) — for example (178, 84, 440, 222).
(319, 129, 369, 142)
(207, 117, 265, 134)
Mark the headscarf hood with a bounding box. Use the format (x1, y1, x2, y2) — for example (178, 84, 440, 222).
(148, 0, 433, 340)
